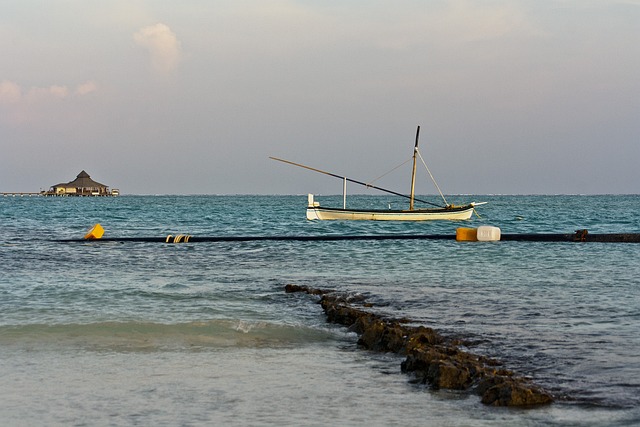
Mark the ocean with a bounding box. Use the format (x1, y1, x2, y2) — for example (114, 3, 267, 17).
(1, 194, 639, 426)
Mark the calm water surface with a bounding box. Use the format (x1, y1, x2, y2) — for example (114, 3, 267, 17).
(1, 194, 639, 426)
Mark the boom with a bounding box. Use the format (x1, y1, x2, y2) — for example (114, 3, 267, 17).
(269, 155, 444, 208)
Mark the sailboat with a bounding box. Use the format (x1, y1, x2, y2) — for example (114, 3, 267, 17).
(270, 126, 484, 221)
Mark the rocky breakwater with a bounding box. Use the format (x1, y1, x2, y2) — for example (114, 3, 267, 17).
(285, 284, 553, 407)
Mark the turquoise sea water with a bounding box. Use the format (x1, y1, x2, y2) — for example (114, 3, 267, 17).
(1, 194, 639, 426)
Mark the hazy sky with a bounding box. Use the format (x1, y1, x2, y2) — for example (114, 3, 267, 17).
(1, 1, 638, 195)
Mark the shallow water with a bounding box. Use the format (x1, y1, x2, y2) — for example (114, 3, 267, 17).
(1, 194, 639, 425)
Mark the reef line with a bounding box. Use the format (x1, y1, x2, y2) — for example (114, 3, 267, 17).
(285, 284, 553, 407)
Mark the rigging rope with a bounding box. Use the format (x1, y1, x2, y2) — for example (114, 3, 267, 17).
(416, 149, 449, 206)
(366, 158, 413, 187)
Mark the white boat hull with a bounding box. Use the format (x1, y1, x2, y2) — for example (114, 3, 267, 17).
(306, 195, 475, 221)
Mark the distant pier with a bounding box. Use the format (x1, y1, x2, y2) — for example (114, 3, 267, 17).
(1, 192, 119, 197)
(1, 192, 43, 197)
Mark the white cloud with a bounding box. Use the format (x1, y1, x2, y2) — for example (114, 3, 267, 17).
(133, 23, 182, 74)
(0, 80, 99, 126)
(0, 80, 22, 104)
(362, 1, 548, 51)
(27, 85, 69, 101)
(2, 81, 97, 104)
(1, 82, 70, 104)
(75, 81, 98, 95)
(438, 1, 538, 43)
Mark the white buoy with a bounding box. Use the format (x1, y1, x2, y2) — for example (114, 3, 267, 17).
(476, 226, 501, 241)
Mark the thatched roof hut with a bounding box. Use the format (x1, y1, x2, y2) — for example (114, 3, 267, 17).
(49, 170, 115, 196)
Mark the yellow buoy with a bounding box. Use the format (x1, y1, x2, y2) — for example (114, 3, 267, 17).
(456, 227, 478, 242)
(84, 223, 104, 240)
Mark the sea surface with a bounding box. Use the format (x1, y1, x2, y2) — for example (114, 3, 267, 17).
(1, 194, 639, 426)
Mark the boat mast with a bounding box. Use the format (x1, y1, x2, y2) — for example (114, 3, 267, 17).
(409, 126, 420, 210)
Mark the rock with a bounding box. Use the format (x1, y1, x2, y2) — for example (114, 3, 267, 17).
(429, 359, 473, 390)
(285, 284, 554, 407)
(479, 377, 554, 406)
(284, 284, 331, 295)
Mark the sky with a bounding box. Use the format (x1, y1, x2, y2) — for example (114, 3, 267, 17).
(1, 0, 638, 195)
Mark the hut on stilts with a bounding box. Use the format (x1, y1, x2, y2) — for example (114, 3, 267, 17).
(45, 171, 119, 196)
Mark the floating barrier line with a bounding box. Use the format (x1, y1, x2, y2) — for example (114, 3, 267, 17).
(57, 234, 453, 243)
(54, 231, 640, 244)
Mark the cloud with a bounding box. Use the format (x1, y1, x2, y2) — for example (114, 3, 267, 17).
(0, 80, 22, 104)
(27, 85, 69, 101)
(133, 23, 182, 74)
(0, 80, 99, 125)
(438, 1, 536, 42)
(75, 81, 98, 95)
(0, 80, 98, 104)
(363, 1, 547, 51)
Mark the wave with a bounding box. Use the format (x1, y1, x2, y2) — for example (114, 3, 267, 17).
(0, 320, 337, 352)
